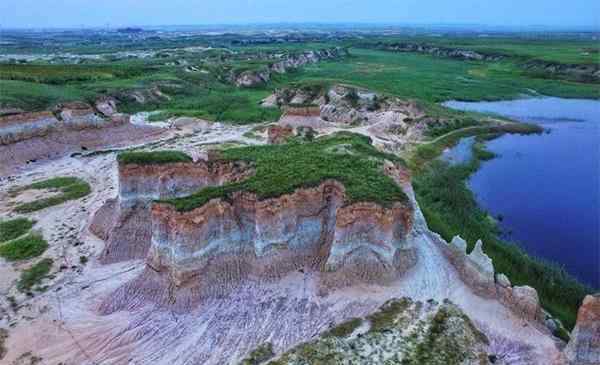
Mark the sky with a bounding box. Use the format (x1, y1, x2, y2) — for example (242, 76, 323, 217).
(1, 0, 598, 29)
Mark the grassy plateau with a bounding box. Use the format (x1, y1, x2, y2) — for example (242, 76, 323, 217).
(154, 132, 408, 211)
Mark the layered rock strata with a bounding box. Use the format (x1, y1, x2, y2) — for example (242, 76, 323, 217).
(92, 158, 253, 263)
(95, 155, 415, 311)
(0, 100, 165, 175)
(149, 180, 414, 289)
(276, 84, 425, 130)
(0, 101, 127, 146)
(234, 47, 348, 87)
(371, 42, 505, 61)
(565, 294, 600, 365)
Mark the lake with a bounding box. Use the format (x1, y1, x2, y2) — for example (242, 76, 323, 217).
(443, 97, 600, 289)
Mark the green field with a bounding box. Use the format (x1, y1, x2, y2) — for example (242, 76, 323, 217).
(275, 48, 599, 102)
(362, 36, 600, 64)
(1, 35, 597, 120)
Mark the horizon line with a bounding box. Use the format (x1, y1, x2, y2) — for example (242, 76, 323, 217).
(2, 21, 599, 32)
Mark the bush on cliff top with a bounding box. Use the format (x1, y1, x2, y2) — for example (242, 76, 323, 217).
(117, 150, 193, 165)
(160, 133, 408, 211)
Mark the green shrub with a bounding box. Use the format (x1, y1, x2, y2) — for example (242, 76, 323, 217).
(241, 343, 275, 365)
(0, 234, 48, 261)
(323, 318, 363, 338)
(160, 133, 408, 212)
(117, 150, 193, 165)
(13, 177, 91, 213)
(367, 298, 412, 332)
(0, 218, 35, 243)
(17, 258, 53, 292)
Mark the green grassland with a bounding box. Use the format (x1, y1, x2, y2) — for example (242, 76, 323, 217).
(0, 56, 282, 123)
(13, 177, 91, 213)
(157, 132, 408, 211)
(359, 35, 600, 64)
(274, 48, 599, 102)
(117, 150, 193, 165)
(0, 234, 48, 261)
(0, 218, 36, 243)
(0, 63, 144, 84)
(1, 37, 597, 122)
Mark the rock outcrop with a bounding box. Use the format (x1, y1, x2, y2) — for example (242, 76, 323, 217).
(437, 234, 543, 323)
(267, 125, 294, 144)
(371, 42, 504, 61)
(0, 101, 127, 146)
(94, 150, 415, 311)
(523, 59, 600, 83)
(92, 158, 253, 263)
(276, 84, 425, 126)
(94, 97, 118, 117)
(0, 111, 59, 145)
(565, 294, 600, 365)
(149, 180, 414, 290)
(233, 47, 348, 87)
(0, 100, 165, 175)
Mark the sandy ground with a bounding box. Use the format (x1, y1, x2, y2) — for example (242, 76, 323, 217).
(278, 114, 418, 155)
(0, 123, 168, 178)
(0, 121, 564, 365)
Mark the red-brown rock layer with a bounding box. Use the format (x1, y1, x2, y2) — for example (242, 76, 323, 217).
(96, 159, 415, 312)
(565, 294, 600, 365)
(0, 101, 166, 175)
(92, 159, 254, 264)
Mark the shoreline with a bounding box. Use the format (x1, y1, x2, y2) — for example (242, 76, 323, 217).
(408, 120, 592, 330)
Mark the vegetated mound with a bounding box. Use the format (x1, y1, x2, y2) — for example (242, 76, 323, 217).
(0, 233, 47, 261)
(246, 298, 490, 365)
(0, 218, 35, 242)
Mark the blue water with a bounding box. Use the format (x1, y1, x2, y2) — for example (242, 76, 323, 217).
(442, 136, 475, 165)
(444, 97, 600, 289)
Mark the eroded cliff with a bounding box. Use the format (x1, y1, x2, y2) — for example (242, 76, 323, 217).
(233, 47, 348, 87)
